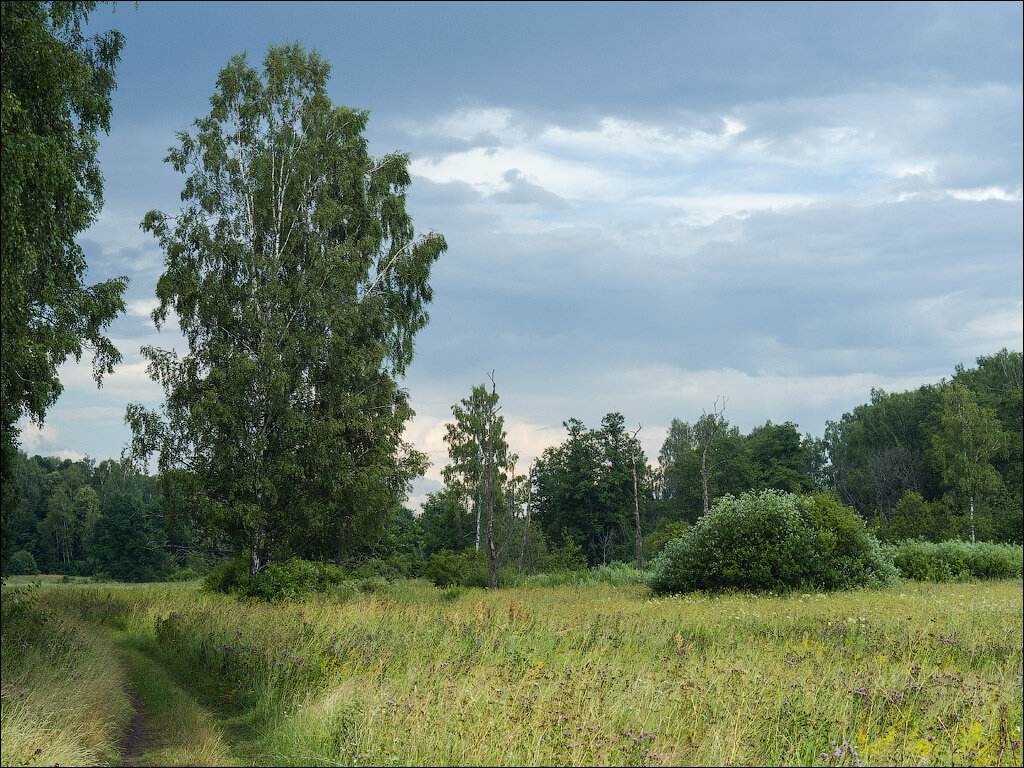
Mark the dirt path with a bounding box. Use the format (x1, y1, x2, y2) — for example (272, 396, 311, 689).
(120, 689, 148, 766)
(113, 640, 236, 766)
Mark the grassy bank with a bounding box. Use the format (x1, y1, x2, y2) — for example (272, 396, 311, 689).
(0, 586, 133, 767)
(15, 577, 1020, 766)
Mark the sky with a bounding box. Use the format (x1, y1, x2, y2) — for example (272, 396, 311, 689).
(22, 1, 1023, 510)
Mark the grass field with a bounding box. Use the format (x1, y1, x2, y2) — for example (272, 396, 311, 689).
(2, 578, 1022, 766)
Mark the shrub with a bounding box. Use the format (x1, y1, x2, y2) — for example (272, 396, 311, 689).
(539, 529, 588, 573)
(649, 490, 896, 594)
(202, 557, 349, 599)
(6, 550, 39, 576)
(424, 549, 489, 588)
(888, 540, 1023, 581)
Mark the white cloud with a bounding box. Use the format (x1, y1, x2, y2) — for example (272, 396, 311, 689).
(18, 421, 86, 461)
(403, 410, 570, 485)
(56, 358, 163, 403)
(946, 186, 1023, 202)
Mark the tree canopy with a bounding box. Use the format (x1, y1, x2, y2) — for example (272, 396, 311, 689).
(1, 1, 128, 567)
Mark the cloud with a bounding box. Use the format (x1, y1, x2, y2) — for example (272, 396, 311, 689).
(55, 358, 163, 404)
(17, 421, 86, 462)
(947, 186, 1023, 202)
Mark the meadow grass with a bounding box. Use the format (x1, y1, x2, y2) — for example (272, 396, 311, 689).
(9, 578, 1024, 766)
(0, 586, 133, 767)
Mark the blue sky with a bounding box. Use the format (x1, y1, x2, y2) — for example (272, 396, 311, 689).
(24, 1, 1023, 509)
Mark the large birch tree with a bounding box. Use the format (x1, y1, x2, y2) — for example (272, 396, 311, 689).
(127, 44, 445, 576)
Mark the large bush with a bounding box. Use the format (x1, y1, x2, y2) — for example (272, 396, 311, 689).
(203, 557, 350, 600)
(424, 549, 490, 588)
(649, 490, 896, 594)
(887, 540, 1023, 581)
(6, 550, 39, 576)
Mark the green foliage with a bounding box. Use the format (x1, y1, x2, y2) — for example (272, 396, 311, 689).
(203, 556, 350, 600)
(514, 561, 648, 589)
(642, 517, 690, 562)
(657, 416, 817, 525)
(201, 557, 250, 594)
(6, 549, 39, 576)
(424, 549, 489, 588)
(539, 528, 588, 573)
(127, 43, 445, 577)
(0, 1, 128, 571)
(90, 493, 169, 582)
(930, 381, 1009, 543)
(822, 351, 1021, 541)
(533, 414, 653, 567)
(886, 540, 1023, 582)
(442, 378, 518, 588)
(649, 490, 896, 594)
(887, 491, 958, 542)
(419, 489, 476, 558)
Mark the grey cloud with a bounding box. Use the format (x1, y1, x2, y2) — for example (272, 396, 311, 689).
(491, 170, 571, 210)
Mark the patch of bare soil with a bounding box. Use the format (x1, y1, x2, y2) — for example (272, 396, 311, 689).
(120, 688, 148, 766)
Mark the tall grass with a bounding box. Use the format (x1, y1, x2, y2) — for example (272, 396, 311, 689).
(1, 585, 133, 767)
(34, 577, 1024, 766)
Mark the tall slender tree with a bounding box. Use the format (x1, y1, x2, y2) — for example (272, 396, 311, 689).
(127, 44, 445, 575)
(930, 382, 1007, 544)
(443, 374, 516, 588)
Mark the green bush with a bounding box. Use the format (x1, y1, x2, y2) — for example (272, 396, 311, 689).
(539, 529, 588, 573)
(167, 567, 201, 582)
(6, 550, 39, 576)
(888, 540, 1023, 581)
(202, 557, 350, 599)
(649, 490, 896, 594)
(424, 549, 489, 588)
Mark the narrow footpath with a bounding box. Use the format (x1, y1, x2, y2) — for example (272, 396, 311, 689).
(114, 640, 237, 767)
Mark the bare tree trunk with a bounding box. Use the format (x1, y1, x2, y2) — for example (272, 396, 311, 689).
(485, 448, 497, 589)
(474, 482, 481, 552)
(517, 467, 532, 574)
(969, 494, 976, 545)
(250, 541, 262, 578)
(700, 442, 710, 517)
(629, 425, 643, 570)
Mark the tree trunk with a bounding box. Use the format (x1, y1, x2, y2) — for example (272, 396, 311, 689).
(969, 494, 976, 545)
(485, 461, 497, 589)
(631, 442, 643, 570)
(700, 443, 710, 517)
(517, 468, 532, 574)
(474, 487, 481, 553)
(249, 540, 263, 578)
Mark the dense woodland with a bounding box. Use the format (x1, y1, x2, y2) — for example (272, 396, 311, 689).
(5, 348, 1020, 580)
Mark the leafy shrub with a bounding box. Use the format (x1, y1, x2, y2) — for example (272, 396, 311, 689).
(167, 567, 200, 582)
(424, 549, 489, 588)
(203, 557, 349, 599)
(202, 557, 249, 593)
(649, 490, 896, 594)
(888, 540, 1023, 581)
(539, 529, 588, 573)
(6, 550, 39, 576)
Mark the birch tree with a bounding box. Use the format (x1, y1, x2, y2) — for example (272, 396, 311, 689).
(442, 374, 516, 588)
(930, 382, 1007, 544)
(127, 44, 445, 576)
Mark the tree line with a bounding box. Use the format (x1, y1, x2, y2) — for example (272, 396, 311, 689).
(6, 349, 1019, 582)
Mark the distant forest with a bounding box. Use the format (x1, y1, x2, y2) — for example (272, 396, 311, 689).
(4, 348, 1020, 580)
